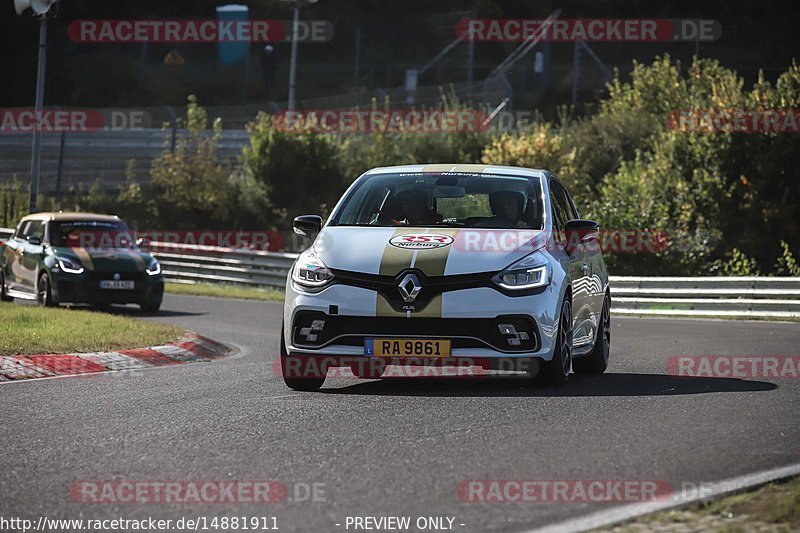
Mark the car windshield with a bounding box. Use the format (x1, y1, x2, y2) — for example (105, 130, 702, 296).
(330, 172, 544, 229)
(50, 220, 135, 249)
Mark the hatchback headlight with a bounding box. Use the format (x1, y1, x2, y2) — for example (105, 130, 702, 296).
(292, 249, 334, 289)
(56, 256, 84, 274)
(493, 253, 550, 290)
(145, 258, 162, 276)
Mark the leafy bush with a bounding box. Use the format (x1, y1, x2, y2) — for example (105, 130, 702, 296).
(241, 112, 343, 229)
(481, 123, 577, 186)
(149, 95, 231, 228)
(0, 177, 28, 228)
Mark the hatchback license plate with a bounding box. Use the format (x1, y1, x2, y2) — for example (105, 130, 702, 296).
(99, 280, 134, 290)
(366, 338, 451, 358)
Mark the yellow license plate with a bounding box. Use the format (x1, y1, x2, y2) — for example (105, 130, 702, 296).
(367, 338, 451, 358)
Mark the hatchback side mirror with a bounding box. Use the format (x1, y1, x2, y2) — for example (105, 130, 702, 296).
(293, 215, 323, 241)
(136, 237, 151, 249)
(564, 219, 600, 252)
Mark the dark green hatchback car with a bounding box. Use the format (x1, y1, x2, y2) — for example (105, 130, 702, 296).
(0, 212, 163, 312)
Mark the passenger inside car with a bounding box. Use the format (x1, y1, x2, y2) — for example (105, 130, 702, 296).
(484, 190, 528, 228)
(391, 189, 442, 226)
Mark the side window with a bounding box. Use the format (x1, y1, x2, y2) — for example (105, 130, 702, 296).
(549, 183, 568, 242)
(556, 182, 580, 220)
(16, 221, 31, 240)
(26, 221, 44, 242)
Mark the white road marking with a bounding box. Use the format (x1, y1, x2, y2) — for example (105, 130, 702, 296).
(525, 462, 800, 533)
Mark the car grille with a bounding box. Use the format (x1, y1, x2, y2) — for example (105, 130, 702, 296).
(292, 311, 540, 353)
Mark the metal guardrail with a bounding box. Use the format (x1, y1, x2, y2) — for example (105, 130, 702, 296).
(609, 276, 800, 319)
(150, 243, 800, 319)
(150, 242, 297, 289)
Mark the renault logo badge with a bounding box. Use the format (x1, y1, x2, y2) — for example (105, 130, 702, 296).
(398, 273, 422, 303)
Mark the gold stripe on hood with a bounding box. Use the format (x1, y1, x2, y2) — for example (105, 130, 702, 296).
(411, 228, 460, 277)
(70, 247, 94, 271)
(378, 228, 416, 276)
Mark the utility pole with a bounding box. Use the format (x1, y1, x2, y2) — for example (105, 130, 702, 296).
(283, 0, 319, 111)
(15, 0, 58, 213)
(29, 15, 47, 212)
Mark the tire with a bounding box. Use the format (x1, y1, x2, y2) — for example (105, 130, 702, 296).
(350, 358, 386, 379)
(140, 302, 161, 314)
(37, 273, 56, 307)
(573, 294, 611, 375)
(539, 297, 573, 386)
(0, 271, 13, 302)
(280, 330, 326, 391)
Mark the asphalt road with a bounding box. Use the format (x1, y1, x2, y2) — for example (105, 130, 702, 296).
(1, 293, 799, 533)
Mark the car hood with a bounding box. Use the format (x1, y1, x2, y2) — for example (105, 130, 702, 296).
(51, 246, 153, 273)
(313, 226, 547, 277)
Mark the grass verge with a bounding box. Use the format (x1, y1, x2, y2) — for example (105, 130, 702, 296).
(165, 282, 284, 302)
(601, 475, 800, 532)
(0, 302, 184, 355)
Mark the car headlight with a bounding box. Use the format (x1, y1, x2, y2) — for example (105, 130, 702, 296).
(292, 248, 334, 289)
(56, 256, 85, 275)
(145, 258, 162, 276)
(493, 253, 550, 290)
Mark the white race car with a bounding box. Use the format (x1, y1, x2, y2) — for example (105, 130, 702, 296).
(282, 164, 610, 390)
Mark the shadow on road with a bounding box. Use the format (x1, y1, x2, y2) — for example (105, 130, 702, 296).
(322, 372, 778, 397)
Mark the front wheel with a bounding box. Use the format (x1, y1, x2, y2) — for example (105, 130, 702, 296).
(539, 297, 573, 386)
(573, 294, 610, 375)
(37, 273, 56, 307)
(0, 271, 13, 302)
(280, 330, 326, 391)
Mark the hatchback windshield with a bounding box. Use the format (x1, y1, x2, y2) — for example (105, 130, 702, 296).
(331, 172, 544, 229)
(50, 220, 135, 249)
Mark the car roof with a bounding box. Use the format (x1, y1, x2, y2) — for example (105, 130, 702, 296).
(18, 212, 121, 223)
(363, 164, 546, 178)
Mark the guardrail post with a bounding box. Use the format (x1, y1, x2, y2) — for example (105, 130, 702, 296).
(164, 105, 177, 153)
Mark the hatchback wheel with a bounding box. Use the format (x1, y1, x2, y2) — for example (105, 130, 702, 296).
(0, 271, 12, 302)
(37, 273, 56, 307)
(280, 330, 326, 391)
(540, 297, 572, 385)
(574, 294, 610, 374)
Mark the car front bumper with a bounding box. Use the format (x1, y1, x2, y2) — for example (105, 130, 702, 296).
(51, 270, 164, 305)
(283, 281, 562, 363)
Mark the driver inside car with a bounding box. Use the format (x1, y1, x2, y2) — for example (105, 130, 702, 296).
(485, 190, 527, 228)
(393, 189, 442, 226)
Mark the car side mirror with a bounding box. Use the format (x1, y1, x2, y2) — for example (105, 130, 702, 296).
(564, 219, 600, 252)
(136, 237, 151, 250)
(27, 235, 42, 246)
(293, 215, 323, 242)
